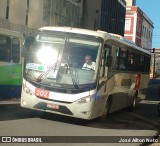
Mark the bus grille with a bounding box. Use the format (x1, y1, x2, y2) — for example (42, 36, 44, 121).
(34, 102, 73, 115)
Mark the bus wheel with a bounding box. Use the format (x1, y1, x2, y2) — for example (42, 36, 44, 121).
(99, 98, 111, 121)
(128, 94, 137, 111)
(157, 102, 160, 116)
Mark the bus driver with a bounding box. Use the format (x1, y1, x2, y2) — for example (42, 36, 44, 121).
(82, 55, 96, 70)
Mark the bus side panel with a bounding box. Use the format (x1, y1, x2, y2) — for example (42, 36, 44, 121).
(0, 85, 22, 99)
(138, 74, 150, 101)
(0, 64, 22, 99)
(98, 72, 137, 114)
(93, 76, 115, 118)
(111, 72, 137, 112)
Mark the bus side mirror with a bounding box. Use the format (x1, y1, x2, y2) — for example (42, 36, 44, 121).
(21, 36, 35, 57)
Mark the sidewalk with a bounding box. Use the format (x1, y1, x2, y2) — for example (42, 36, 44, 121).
(0, 98, 20, 105)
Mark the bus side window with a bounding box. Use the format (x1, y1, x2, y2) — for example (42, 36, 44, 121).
(102, 44, 112, 77)
(128, 51, 134, 71)
(119, 48, 127, 70)
(140, 55, 145, 72)
(112, 46, 120, 70)
(146, 56, 150, 72)
(143, 55, 150, 72)
(99, 49, 105, 77)
(100, 44, 111, 77)
(0, 35, 11, 62)
(134, 53, 140, 71)
(106, 49, 112, 68)
(12, 38, 20, 63)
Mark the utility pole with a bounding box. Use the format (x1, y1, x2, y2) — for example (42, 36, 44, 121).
(25, 0, 29, 26)
(94, 10, 99, 30)
(153, 48, 155, 79)
(6, 0, 10, 19)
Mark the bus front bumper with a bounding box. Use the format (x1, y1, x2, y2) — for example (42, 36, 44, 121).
(21, 91, 95, 120)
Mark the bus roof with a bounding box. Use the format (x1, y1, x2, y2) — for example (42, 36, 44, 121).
(39, 26, 107, 39)
(39, 26, 151, 56)
(108, 33, 151, 55)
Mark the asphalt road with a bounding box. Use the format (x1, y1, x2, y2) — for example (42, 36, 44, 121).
(0, 78, 160, 146)
(0, 100, 159, 146)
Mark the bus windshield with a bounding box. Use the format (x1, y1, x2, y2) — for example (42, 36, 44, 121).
(24, 32, 102, 89)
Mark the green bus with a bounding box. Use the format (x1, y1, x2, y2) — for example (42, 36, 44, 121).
(0, 28, 23, 100)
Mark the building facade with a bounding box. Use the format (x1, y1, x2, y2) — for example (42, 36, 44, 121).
(124, 6, 154, 50)
(42, 0, 82, 27)
(0, 0, 127, 36)
(141, 13, 154, 50)
(82, 0, 126, 36)
(125, 0, 136, 6)
(0, 0, 82, 34)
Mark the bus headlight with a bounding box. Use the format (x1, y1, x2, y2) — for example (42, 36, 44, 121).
(75, 96, 93, 104)
(23, 86, 33, 96)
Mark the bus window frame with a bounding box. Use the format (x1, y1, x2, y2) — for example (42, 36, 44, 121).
(12, 38, 20, 63)
(0, 35, 11, 62)
(106, 42, 150, 74)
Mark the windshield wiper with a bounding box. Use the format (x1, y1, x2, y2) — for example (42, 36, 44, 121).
(67, 57, 79, 89)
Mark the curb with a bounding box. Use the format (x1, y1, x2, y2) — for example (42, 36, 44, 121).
(0, 99, 20, 105)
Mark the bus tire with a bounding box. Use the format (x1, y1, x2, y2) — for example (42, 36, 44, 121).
(157, 102, 160, 116)
(98, 97, 112, 121)
(128, 93, 137, 111)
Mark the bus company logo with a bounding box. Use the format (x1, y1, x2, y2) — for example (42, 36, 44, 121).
(9, 73, 20, 79)
(121, 79, 131, 86)
(2, 137, 11, 143)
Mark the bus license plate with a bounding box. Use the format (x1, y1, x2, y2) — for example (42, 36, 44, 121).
(35, 88, 49, 98)
(47, 103, 59, 110)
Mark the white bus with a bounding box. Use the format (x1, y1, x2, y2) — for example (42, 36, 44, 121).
(0, 28, 23, 100)
(21, 26, 151, 120)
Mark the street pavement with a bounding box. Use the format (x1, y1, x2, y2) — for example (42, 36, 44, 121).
(0, 78, 160, 146)
(0, 117, 158, 146)
(0, 102, 159, 145)
(147, 78, 160, 101)
(144, 78, 160, 146)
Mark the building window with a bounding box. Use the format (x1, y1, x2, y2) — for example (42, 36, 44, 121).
(125, 18, 131, 31)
